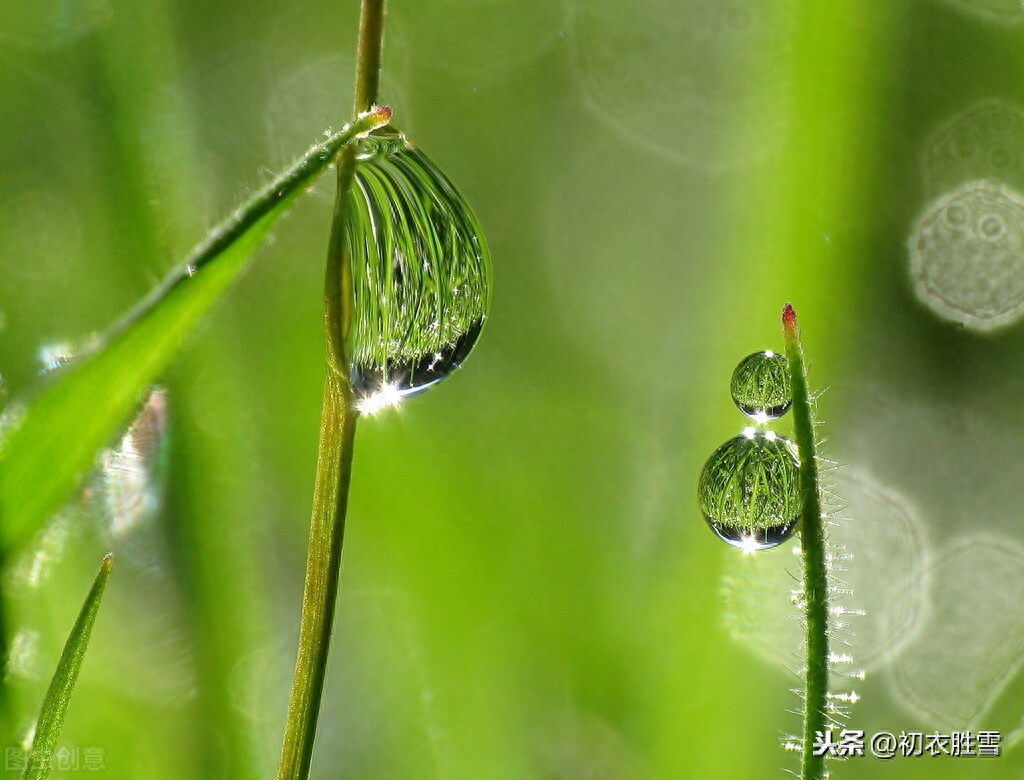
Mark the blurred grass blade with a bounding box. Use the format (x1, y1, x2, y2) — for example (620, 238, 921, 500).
(0, 108, 391, 559)
(20, 554, 113, 780)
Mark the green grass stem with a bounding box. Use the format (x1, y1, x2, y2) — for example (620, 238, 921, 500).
(276, 1, 386, 778)
(782, 303, 830, 780)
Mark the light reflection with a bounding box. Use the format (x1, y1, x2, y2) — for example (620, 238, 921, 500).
(738, 534, 765, 555)
(38, 342, 77, 373)
(103, 388, 167, 537)
(356, 382, 406, 416)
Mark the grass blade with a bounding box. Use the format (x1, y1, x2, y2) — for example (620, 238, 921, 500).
(0, 108, 391, 559)
(20, 554, 113, 780)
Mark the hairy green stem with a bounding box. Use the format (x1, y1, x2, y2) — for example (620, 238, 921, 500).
(782, 304, 829, 780)
(105, 108, 390, 350)
(276, 1, 386, 778)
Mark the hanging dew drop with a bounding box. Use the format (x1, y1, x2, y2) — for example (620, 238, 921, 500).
(344, 127, 491, 414)
(698, 430, 800, 552)
(730, 350, 792, 421)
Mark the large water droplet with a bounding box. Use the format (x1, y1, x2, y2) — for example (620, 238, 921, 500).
(698, 430, 800, 552)
(344, 128, 491, 414)
(730, 350, 791, 421)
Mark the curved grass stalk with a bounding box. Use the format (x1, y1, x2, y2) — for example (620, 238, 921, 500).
(275, 2, 386, 778)
(782, 304, 830, 780)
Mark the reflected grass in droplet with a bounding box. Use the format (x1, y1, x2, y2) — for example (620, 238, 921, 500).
(698, 431, 800, 551)
(730, 350, 791, 421)
(344, 128, 491, 409)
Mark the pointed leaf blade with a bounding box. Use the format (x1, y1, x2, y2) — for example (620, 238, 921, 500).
(0, 109, 391, 558)
(21, 554, 113, 780)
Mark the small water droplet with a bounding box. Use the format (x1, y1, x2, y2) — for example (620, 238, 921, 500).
(730, 350, 792, 421)
(345, 128, 491, 413)
(698, 431, 800, 552)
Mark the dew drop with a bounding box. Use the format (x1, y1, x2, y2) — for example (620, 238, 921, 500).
(344, 128, 491, 413)
(729, 350, 792, 421)
(697, 431, 800, 552)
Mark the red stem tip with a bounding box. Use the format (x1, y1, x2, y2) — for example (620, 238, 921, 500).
(782, 302, 798, 336)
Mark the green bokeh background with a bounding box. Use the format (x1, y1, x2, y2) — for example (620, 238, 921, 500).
(2, 0, 1024, 777)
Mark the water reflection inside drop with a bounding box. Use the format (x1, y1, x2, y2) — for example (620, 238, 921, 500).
(698, 431, 800, 552)
(729, 350, 792, 421)
(352, 319, 483, 414)
(345, 128, 491, 412)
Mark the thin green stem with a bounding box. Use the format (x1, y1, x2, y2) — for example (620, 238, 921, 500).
(353, 0, 386, 115)
(276, 371, 358, 780)
(276, 1, 386, 778)
(782, 304, 830, 780)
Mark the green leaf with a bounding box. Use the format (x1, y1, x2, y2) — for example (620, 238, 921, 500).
(20, 554, 113, 780)
(0, 108, 391, 559)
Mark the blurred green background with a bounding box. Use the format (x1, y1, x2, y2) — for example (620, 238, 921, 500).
(3, 0, 1024, 777)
